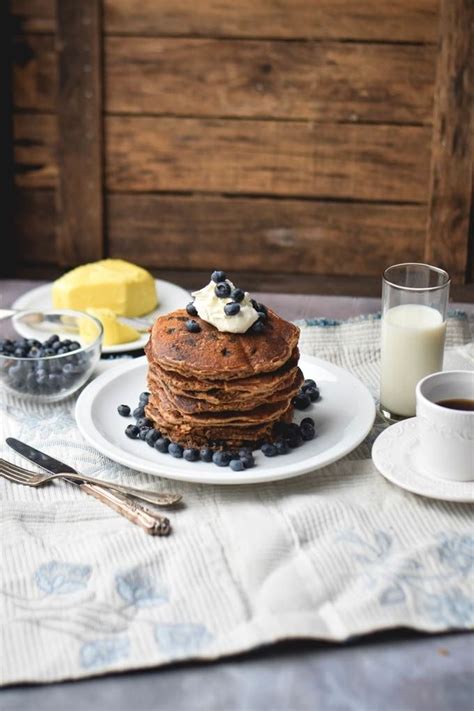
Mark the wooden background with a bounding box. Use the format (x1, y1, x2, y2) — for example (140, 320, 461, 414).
(6, 0, 474, 296)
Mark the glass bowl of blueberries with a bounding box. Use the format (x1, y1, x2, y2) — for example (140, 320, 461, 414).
(0, 309, 103, 402)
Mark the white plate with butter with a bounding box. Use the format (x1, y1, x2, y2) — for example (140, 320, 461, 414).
(75, 354, 376, 485)
(12, 279, 190, 354)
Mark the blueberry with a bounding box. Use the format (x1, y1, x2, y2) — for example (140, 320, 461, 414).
(46, 334, 60, 344)
(51, 341, 62, 352)
(183, 447, 200, 462)
(63, 363, 82, 376)
(186, 302, 198, 317)
(250, 320, 265, 334)
(230, 288, 245, 303)
(168, 442, 184, 458)
(261, 442, 278, 457)
(155, 437, 170, 453)
(145, 429, 160, 447)
(212, 451, 231, 467)
(133, 406, 145, 419)
(68, 342, 81, 352)
(301, 416, 315, 428)
(275, 438, 289, 455)
(230, 458, 245, 471)
(240, 453, 255, 469)
(251, 299, 259, 310)
(186, 319, 201, 333)
(42, 348, 55, 357)
(224, 302, 240, 316)
(125, 424, 140, 439)
(239, 447, 253, 456)
(56, 347, 68, 355)
(139, 391, 150, 405)
(200, 447, 214, 462)
(48, 373, 61, 388)
(287, 432, 303, 448)
(136, 417, 153, 428)
(14, 347, 27, 357)
(117, 404, 131, 417)
(305, 386, 320, 402)
(256, 310, 267, 321)
(302, 378, 316, 391)
(257, 303, 268, 316)
(292, 393, 311, 410)
(62, 339, 72, 347)
(139, 427, 152, 440)
(300, 422, 315, 441)
(214, 282, 231, 298)
(211, 270, 227, 283)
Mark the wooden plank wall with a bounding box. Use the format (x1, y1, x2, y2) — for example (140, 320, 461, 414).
(10, 0, 472, 291)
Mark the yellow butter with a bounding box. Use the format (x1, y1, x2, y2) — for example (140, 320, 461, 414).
(81, 308, 140, 346)
(52, 259, 158, 317)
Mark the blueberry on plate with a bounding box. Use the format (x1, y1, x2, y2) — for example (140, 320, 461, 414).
(275, 438, 289, 455)
(183, 447, 200, 462)
(145, 429, 160, 447)
(230, 458, 245, 472)
(211, 270, 227, 283)
(155, 437, 170, 453)
(139, 427, 152, 440)
(125, 424, 140, 439)
(230, 288, 245, 303)
(133, 406, 145, 419)
(302, 378, 316, 391)
(212, 451, 231, 467)
(138, 391, 150, 404)
(292, 392, 311, 410)
(117, 404, 131, 417)
(186, 319, 201, 333)
(168, 442, 184, 458)
(200, 447, 214, 462)
(215, 282, 231, 298)
(186, 302, 198, 317)
(287, 431, 303, 448)
(261, 442, 278, 457)
(300, 416, 315, 427)
(240, 453, 255, 469)
(136, 417, 153, 429)
(305, 386, 320, 402)
(224, 302, 240, 316)
(300, 422, 315, 441)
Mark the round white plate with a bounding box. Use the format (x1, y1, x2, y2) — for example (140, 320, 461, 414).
(12, 280, 190, 354)
(372, 418, 474, 503)
(75, 354, 376, 485)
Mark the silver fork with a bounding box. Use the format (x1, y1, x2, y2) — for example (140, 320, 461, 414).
(0, 459, 182, 507)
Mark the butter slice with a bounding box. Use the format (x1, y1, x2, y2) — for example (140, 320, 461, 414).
(81, 308, 140, 346)
(52, 259, 157, 317)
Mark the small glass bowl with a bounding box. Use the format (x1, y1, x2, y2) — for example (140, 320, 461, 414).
(0, 309, 103, 402)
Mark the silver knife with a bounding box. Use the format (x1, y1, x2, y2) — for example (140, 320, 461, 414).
(6, 438, 171, 536)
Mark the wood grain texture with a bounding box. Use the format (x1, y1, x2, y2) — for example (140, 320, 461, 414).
(14, 189, 57, 264)
(425, 0, 473, 281)
(11, 0, 55, 33)
(107, 194, 426, 276)
(56, 0, 104, 265)
(105, 38, 435, 123)
(106, 117, 430, 201)
(104, 0, 438, 42)
(13, 112, 57, 188)
(12, 34, 56, 110)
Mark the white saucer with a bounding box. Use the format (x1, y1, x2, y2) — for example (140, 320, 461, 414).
(372, 418, 473, 503)
(75, 354, 376, 485)
(12, 279, 190, 355)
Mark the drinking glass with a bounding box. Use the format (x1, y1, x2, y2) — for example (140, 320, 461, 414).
(379, 263, 450, 420)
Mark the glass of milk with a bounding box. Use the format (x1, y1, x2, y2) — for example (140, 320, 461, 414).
(380, 263, 450, 420)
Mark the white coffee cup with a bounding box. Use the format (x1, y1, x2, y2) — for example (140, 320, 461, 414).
(416, 370, 474, 482)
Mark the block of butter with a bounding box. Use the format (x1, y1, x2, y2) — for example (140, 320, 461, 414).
(52, 259, 158, 317)
(81, 308, 140, 346)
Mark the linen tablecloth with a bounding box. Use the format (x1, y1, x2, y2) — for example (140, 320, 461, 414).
(1, 313, 472, 685)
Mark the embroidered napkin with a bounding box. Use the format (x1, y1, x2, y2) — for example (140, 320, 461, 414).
(1, 312, 472, 685)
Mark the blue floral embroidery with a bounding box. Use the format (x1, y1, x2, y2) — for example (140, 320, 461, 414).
(417, 588, 474, 627)
(115, 567, 168, 607)
(34, 561, 92, 595)
(154, 623, 213, 656)
(80, 637, 130, 669)
(437, 533, 473, 577)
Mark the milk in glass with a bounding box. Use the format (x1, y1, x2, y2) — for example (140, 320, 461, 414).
(380, 303, 446, 417)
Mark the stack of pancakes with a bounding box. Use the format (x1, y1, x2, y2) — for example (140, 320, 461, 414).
(144, 307, 302, 449)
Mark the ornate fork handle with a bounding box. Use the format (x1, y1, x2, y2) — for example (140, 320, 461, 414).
(54, 471, 181, 506)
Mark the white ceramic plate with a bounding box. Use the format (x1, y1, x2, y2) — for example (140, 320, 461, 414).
(12, 280, 190, 354)
(75, 354, 376, 485)
(372, 418, 474, 503)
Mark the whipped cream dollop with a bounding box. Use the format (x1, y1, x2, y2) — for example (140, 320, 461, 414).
(192, 279, 259, 333)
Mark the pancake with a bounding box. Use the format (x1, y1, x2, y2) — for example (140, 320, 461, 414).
(145, 307, 299, 380)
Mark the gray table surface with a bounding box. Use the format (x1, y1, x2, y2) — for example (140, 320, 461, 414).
(1, 279, 473, 711)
